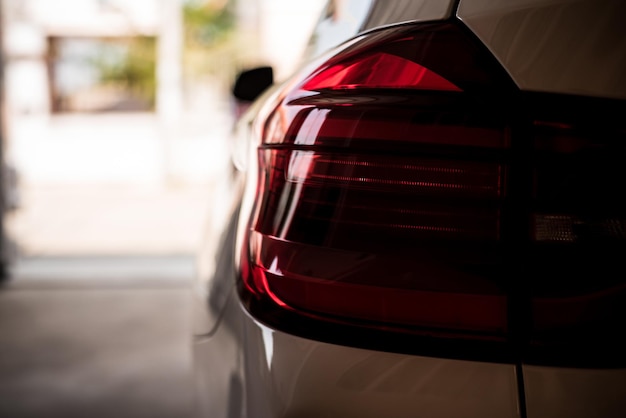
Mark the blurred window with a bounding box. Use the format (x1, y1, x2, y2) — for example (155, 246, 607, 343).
(48, 36, 156, 113)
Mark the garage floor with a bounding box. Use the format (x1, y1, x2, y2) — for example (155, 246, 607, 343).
(0, 185, 215, 417)
(0, 271, 194, 418)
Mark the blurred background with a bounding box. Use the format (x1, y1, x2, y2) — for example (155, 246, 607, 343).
(0, 0, 325, 416)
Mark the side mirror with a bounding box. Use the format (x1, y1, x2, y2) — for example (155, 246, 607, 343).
(232, 66, 274, 102)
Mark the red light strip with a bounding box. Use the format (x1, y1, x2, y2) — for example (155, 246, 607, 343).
(284, 152, 501, 193)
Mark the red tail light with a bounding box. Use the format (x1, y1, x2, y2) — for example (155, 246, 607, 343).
(301, 51, 462, 91)
(238, 23, 514, 346)
(237, 22, 626, 365)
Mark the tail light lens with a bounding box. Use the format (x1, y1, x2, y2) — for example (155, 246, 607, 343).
(239, 23, 514, 347)
(527, 108, 626, 365)
(237, 22, 626, 365)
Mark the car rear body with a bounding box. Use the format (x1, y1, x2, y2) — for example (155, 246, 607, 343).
(193, 1, 626, 417)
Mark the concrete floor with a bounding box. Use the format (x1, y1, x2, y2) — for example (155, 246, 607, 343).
(0, 256, 196, 418)
(0, 185, 214, 417)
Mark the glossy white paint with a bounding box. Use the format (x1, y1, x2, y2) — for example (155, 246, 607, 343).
(192, 172, 242, 335)
(304, 0, 457, 61)
(523, 365, 626, 418)
(194, 287, 521, 418)
(193, 292, 244, 418)
(458, 0, 626, 99)
(303, 0, 374, 61)
(362, 0, 454, 31)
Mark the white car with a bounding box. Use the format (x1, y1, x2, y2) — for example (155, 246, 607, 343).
(193, 0, 626, 417)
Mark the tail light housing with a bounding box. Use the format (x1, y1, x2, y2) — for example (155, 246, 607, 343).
(526, 100, 626, 366)
(236, 22, 626, 365)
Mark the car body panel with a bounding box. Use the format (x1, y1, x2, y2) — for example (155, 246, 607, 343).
(523, 366, 626, 418)
(305, 0, 456, 62)
(194, 290, 244, 418)
(360, 0, 455, 31)
(303, 0, 373, 61)
(458, 0, 626, 99)
(193, 165, 242, 335)
(195, 287, 521, 418)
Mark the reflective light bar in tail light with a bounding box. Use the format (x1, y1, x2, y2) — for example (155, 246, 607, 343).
(249, 231, 508, 333)
(257, 149, 503, 244)
(238, 22, 519, 356)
